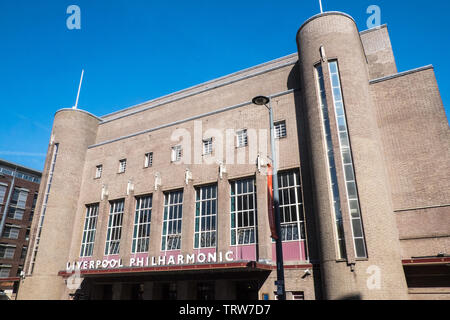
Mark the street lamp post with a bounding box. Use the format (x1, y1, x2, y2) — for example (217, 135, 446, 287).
(252, 95, 286, 300)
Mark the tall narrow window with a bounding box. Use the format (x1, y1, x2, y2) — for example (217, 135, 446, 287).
(274, 121, 287, 139)
(230, 178, 257, 245)
(95, 165, 103, 179)
(315, 65, 347, 259)
(171, 146, 182, 162)
(80, 204, 99, 257)
(161, 190, 183, 251)
(194, 185, 217, 249)
(0, 185, 7, 204)
(328, 60, 367, 258)
(105, 200, 124, 256)
(144, 152, 153, 168)
(30, 143, 59, 274)
(203, 138, 213, 156)
(278, 170, 306, 243)
(118, 159, 127, 173)
(236, 129, 248, 148)
(132, 195, 152, 253)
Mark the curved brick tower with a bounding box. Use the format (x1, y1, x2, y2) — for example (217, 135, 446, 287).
(296, 12, 408, 299)
(18, 109, 100, 300)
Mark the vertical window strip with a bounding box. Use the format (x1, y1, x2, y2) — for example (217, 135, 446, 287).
(161, 191, 183, 251)
(230, 178, 257, 245)
(132, 195, 152, 253)
(194, 185, 217, 249)
(315, 65, 347, 259)
(328, 61, 367, 258)
(80, 204, 99, 257)
(105, 200, 124, 256)
(30, 143, 59, 274)
(278, 170, 306, 243)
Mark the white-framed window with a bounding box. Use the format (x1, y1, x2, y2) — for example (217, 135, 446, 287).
(278, 170, 306, 243)
(7, 207, 24, 220)
(144, 152, 153, 168)
(171, 146, 182, 162)
(105, 199, 124, 256)
(230, 178, 257, 245)
(194, 185, 217, 249)
(118, 159, 127, 173)
(95, 165, 103, 179)
(0, 185, 7, 204)
(315, 64, 347, 259)
(80, 204, 99, 257)
(0, 245, 16, 259)
(0, 266, 11, 278)
(328, 60, 367, 259)
(12, 188, 28, 209)
(274, 120, 287, 139)
(132, 195, 152, 253)
(3, 226, 20, 240)
(203, 138, 213, 156)
(236, 129, 248, 148)
(161, 190, 183, 251)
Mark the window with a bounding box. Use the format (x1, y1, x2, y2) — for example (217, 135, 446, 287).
(274, 121, 287, 139)
(144, 152, 153, 168)
(30, 143, 59, 275)
(161, 190, 183, 251)
(203, 138, 213, 156)
(0, 266, 11, 278)
(95, 165, 103, 179)
(132, 195, 152, 253)
(230, 178, 257, 245)
(315, 64, 347, 259)
(11, 188, 28, 209)
(3, 226, 20, 239)
(118, 159, 127, 173)
(80, 204, 99, 257)
(236, 129, 248, 148)
(278, 170, 306, 242)
(0, 185, 6, 204)
(21, 246, 27, 260)
(328, 60, 367, 259)
(194, 185, 217, 249)
(7, 207, 24, 220)
(0, 245, 16, 259)
(171, 146, 182, 162)
(105, 200, 124, 256)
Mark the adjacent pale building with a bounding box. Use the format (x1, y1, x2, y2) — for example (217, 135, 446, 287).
(18, 11, 450, 300)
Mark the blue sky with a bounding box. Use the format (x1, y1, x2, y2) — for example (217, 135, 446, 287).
(0, 0, 449, 171)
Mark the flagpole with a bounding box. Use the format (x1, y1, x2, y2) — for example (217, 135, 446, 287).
(319, 0, 323, 13)
(73, 69, 84, 109)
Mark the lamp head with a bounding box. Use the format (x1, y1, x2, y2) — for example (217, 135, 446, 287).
(252, 96, 270, 106)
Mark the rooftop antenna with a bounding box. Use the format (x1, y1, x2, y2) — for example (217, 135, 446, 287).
(73, 69, 84, 110)
(319, 0, 324, 13)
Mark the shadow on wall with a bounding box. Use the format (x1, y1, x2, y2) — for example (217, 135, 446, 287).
(338, 293, 362, 300)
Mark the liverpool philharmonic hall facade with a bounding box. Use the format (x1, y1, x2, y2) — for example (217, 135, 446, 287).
(18, 12, 450, 300)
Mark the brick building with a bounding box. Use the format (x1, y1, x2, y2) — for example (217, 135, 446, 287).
(18, 12, 449, 300)
(0, 159, 41, 299)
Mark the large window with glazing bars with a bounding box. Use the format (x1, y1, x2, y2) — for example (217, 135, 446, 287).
(230, 178, 257, 245)
(161, 190, 183, 251)
(105, 199, 124, 256)
(328, 60, 367, 259)
(80, 204, 99, 257)
(278, 170, 306, 242)
(194, 185, 217, 249)
(132, 195, 152, 253)
(315, 64, 347, 259)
